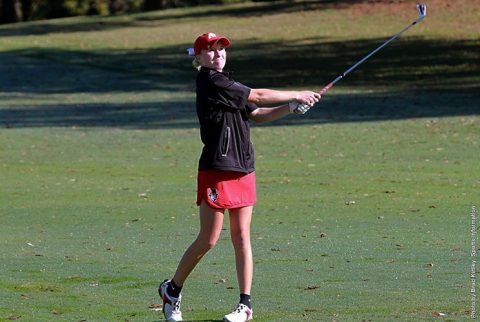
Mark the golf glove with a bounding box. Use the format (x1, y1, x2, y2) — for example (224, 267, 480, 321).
(289, 101, 312, 115)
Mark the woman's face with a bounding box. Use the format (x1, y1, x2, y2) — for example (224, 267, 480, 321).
(197, 42, 226, 72)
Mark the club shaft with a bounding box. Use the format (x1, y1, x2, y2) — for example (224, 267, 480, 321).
(340, 19, 422, 82)
(319, 16, 425, 95)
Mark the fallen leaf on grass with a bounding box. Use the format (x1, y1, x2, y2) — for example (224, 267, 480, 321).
(304, 308, 321, 312)
(432, 311, 447, 317)
(7, 315, 21, 321)
(149, 303, 162, 311)
(51, 309, 61, 315)
(214, 278, 227, 285)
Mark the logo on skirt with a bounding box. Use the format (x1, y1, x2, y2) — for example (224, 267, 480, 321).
(207, 188, 218, 202)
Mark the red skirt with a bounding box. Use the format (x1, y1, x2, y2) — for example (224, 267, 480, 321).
(196, 170, 256, 209)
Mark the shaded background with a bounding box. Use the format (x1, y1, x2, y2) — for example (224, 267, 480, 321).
(0, 0, 479, 128)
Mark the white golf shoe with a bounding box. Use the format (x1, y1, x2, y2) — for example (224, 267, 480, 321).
(159, 280, 183, 322)
(223, 303, 253, 322)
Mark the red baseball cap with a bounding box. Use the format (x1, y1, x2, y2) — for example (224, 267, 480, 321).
(194, 32, 231, 55)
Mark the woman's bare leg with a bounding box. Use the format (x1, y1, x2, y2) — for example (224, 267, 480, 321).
(229, 206, 253, 295)
(172, 201, 225, 286)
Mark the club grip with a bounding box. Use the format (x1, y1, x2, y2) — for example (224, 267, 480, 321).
(319, 82, 333, 96)
(292, 82, 334, 114)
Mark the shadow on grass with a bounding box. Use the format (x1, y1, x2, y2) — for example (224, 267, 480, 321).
(0, 48, 193, 94)
(135, 0, 370, 23)
(229, 37, 480, 91)
(0, 36, 478, 128)
(0, 100, 196, 128)
(1, 90, 478, 129)
(1, 37, 478, 94)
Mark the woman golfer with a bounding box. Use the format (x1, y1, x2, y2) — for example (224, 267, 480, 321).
(159, 32, 321, 322)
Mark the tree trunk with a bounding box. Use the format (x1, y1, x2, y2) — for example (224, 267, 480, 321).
(87, 0, 99, 15)
(47, 0, 70, 19)
(20, 0, 32, 21)
(1, 0, 20, 23)
(109, 0, 126, 14)
(143, 0, 167, 11)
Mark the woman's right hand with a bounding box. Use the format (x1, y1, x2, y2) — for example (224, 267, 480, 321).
(295, 91, 321, 106)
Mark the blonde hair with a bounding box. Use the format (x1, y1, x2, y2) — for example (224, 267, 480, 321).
(192, 57, 201, 71)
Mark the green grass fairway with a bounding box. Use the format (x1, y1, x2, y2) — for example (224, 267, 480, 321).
(1, 0, 479, 321)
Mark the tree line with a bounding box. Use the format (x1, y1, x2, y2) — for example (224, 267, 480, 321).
(0, 0, 239, 24)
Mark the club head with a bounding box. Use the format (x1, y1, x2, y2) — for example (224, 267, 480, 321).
(417, 3, 427, 19)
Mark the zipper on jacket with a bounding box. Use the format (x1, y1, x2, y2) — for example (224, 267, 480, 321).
(221, 126, 231, 157)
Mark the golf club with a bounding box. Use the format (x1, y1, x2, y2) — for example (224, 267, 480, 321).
(295, 3, 426, 113)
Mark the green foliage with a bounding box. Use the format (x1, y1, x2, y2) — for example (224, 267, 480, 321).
(13, 0, 248, 22)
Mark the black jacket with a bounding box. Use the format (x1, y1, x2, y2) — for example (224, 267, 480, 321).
(196, 67, 258, 173)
